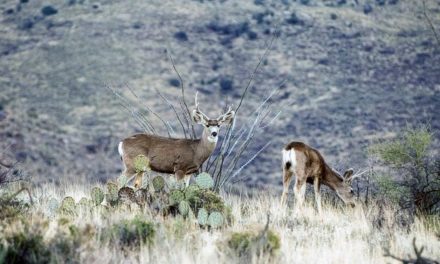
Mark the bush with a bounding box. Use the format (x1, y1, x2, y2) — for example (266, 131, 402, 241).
(108, 217, 155, 248)
(227, 230, 280, 258)
(0, 231, 51, 264)
(369, 125, 440, 214)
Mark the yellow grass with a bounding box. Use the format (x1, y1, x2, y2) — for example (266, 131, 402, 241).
(2, 182, 435, 264)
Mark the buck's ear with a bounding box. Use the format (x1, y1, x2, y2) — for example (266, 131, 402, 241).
(192, 109, 204, 124)
(217, 110, 235, 125)
(343, 168, 354, 182)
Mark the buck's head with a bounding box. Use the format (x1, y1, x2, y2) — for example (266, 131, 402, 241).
(334, 168, 356, 207)
(192, 92, 235, 143)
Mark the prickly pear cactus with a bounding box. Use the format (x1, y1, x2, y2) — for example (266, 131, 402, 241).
(78, 197, 91, 207)
(152, 176, 165, 192)
(117, 174, 128, 188)
(184, 185, 201, 201)
(178, 201, 190, 216)
(118, 186, 136, 204)
(133, 155, 150, 173)
(91, 187, 104, 206)
(168, 177, 184, 190)
(106, 182, 119, 205)
(47, 197, 59, 217)
(59, 196, 76, 215)
(208, 211, 224, 228)
(197, 208, 209, 226)
(195, 172, 214, 190)
(169, 190, 185, 205)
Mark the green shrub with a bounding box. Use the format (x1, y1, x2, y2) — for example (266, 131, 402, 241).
(0, 231, 51, 264)
(368, 125, 439, 214)
(109, 217, 155, 248)
(227, 230, 280, 258)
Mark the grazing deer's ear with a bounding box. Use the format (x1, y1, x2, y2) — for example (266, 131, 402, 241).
(343, 168, 354, 182)
(217, 108, 235, 125)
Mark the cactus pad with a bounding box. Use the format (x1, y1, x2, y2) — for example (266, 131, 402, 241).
(184, 185, 201, 201)
(197, 208, 209, 226)
(91, 187, 105, 206)
(152, 176, 165, 192)
(169, 190, 185, 205)
(118, 187, 136, 204)
(208, 211, 224, 228)
(178, 201, 190, 216)
(117, 174, 128, 188)
(47, 197, 59, 217)
(195, 172, 214, 190)
(106, 182, 118, 200)
(78, 197, 90, 206)
(133, 155, 150, 173)
(59, 196, 76, 215)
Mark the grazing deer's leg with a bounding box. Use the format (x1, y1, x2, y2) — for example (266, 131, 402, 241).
(281, 168, 293, 206)
(134, 172, 143, 189)
(294, 177, 306, 211)
(314, 178, 322, 213)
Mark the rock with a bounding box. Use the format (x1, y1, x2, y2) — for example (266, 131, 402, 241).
(174, 31, 188, 41)
(363, 4, 373, 14)
(41, 6, 58, 16)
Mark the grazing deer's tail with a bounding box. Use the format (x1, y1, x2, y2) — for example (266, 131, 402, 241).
(118, 142, 124, 160)
(282, 148, 296, 171)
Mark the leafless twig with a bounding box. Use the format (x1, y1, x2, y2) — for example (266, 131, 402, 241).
(422, 0, 440, 47)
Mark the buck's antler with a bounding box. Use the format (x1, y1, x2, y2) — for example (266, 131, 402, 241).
(352, 168, 369, 180)
(217, 105, 235, 124)
(194, 92, 210, 120)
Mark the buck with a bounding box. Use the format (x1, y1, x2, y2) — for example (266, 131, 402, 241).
(118, 93, 235, 188)
(281, 141, 358, 212)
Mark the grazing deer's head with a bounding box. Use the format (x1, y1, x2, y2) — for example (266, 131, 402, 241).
(334, 168, 356, 207)
(192, 92, 235, 143)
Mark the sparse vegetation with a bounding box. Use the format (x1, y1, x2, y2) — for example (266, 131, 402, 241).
(0, 0, 439, 263)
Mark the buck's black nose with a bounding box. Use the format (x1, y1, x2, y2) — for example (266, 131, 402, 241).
(211, 132, 218, 137)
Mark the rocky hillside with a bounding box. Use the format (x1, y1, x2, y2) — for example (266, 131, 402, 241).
(0, 0, 439, 187)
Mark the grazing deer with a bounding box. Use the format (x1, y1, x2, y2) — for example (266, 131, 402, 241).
(118, 93, 235, 188)
(281, 141, 357, 212)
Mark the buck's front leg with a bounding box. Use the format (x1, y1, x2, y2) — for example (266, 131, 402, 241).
(174, 169, 186, 186)
(134, 172, 143, 189)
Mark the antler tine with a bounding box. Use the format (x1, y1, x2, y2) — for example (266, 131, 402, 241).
(353, 168, 369, 179)
(194, 91, 209, 119)
(195, 91, 200, 110)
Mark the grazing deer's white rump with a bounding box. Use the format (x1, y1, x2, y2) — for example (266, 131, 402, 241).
(282, 148, 296, 172)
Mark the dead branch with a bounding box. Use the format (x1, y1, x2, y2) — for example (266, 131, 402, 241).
(383, 238, 439, 264)
(422, 0, 440, 47)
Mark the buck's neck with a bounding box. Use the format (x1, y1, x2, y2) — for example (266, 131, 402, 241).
(195, 128, 218, 162)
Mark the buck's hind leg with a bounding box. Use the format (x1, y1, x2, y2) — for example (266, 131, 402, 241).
(281, 167, 293, 206)
(314, 178, 322, 214)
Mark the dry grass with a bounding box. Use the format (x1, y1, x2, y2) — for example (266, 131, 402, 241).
(2, 182, 438, 264)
